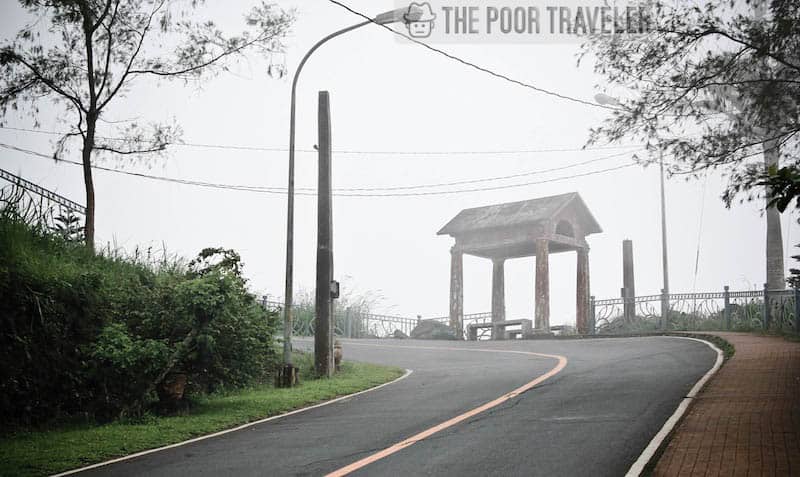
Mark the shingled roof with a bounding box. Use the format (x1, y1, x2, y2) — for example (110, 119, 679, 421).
(437, 192, 601, 236)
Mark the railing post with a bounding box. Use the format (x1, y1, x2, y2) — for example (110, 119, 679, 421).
(589, 295, 596, 335)
(794, 287, 800, 333)
(660, 288, 668, 330)
(723, 285, 731, 330)
(763, 283, 771, 330)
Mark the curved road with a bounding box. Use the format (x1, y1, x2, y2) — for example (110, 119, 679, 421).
(78, 337, 716, 476)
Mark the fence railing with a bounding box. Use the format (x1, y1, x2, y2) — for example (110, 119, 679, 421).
(261, 299, 419, 338)
(429, 312, 494, 340)
(592, 286, 800, 334)
(260, 285, 800, 340)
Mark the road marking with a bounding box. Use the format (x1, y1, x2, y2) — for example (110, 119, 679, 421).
(624, 336, 724, 477)
(325, 342, 568, 477)
(52, 368, 413, 477)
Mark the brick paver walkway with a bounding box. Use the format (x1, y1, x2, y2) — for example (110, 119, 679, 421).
(653, 333, 800, 476)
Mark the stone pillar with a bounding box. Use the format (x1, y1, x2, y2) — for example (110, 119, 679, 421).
(491, 258, 506, 340)
(449, 247, 464, 339)
(622, 239, 635, 322)
(576, 248, 590, 334)
(535, 239, 550, 332)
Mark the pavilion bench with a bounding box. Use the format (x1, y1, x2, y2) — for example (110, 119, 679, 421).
(467, 319, 533, 340)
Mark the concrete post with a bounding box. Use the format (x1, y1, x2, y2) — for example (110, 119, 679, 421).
(794, 287, 800, 333)
(449, 247, 464, 339)
(589, 295, 596, 335)
(535, 239, 550, 332)
(491, 258, 506, 339)
(576, 248, 590, 334)
(314, 91, 333, 378)
(622, 240, 635, 322)
(723, 286, 731, 330)
(763, 283, 771, 329)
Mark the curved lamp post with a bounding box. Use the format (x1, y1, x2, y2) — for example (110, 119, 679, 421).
(282, 7, 418, 366)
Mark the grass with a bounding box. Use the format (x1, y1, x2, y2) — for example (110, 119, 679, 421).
(0, 354, 404, 477)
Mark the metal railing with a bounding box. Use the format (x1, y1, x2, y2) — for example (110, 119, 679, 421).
(591, 286, 800, 334)
(260, 284, 800, 340)
(261, 299, 418, 338)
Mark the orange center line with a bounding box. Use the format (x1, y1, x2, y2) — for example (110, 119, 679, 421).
(325, 343, 568, 477)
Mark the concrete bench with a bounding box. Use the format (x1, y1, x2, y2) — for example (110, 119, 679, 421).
(467, 319, 533, 340)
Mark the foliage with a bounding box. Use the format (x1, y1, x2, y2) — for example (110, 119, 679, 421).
(291, 279, 388, 337)
(581, 0, 800, 203)
(0, 0, 294, 246)
(752, 165, 800, 287)
(0, 209, 279, 426)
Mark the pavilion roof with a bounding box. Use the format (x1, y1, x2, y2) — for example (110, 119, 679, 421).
(437, 192, 601, 237)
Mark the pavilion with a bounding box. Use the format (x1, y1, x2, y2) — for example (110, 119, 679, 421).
(437, 192, 602, 338)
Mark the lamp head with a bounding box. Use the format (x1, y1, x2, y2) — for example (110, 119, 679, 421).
(594, 93, 622, 107)
(374, 5, 425, 25)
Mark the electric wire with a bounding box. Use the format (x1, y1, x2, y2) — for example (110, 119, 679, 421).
(0, 142, 640, 197)
(0, 125, 640, 156)
(326, 0, 619, 111)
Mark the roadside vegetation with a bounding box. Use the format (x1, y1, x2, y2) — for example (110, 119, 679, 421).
(0, 352, 403, 477)
(0, 206, 278, 426)
(0, 201, 403, 476)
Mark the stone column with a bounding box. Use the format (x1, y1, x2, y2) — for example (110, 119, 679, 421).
(576, 248, 590, 334)
(535, 239, 550, 332)
(449, 247, 464, 339)
(491, 258, 506, 340)
(622, 239, 635, 322)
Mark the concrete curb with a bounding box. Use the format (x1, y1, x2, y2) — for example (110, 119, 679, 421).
(51, 368, 413, 477)
(624, 335, 726, 477)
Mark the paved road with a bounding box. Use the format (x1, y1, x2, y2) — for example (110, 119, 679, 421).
(79, 337, 716, 477)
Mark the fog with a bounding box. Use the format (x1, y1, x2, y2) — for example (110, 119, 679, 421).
(1, 0, 795, 325)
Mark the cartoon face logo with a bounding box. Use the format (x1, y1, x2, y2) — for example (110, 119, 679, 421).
(404, 2, 436, 38)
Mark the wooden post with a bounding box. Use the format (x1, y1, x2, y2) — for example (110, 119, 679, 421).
(491, 258, 505, 339)
(449, 247, 464, 339)
(576, 248, 590, 334)
(314, 91, 333, 378)
(535, 239, 550, 332)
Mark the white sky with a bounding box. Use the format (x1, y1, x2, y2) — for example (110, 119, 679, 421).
(1, 0, 797, 324)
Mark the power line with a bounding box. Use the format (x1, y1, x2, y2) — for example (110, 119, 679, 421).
(326, 0, 618, 111)
(1, 142, 639, 197)
(0, 125, 640, 156)
(298, 148, 641, 192)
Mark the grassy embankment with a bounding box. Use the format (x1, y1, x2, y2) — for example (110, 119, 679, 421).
(0, 352, 403, 477)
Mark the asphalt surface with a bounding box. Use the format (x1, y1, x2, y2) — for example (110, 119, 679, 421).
(78, 336, 717, 477)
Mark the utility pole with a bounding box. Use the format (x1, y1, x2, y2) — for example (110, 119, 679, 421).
(659, 151, 670, 329)
(315, 91, 334, 378)
(279, 7, 412, 382)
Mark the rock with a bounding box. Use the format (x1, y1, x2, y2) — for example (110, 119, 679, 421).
(410, 320, 457, 340)
(393, 329, 409, 339)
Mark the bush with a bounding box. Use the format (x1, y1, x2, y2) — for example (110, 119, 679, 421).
(0, 213, 278, 426)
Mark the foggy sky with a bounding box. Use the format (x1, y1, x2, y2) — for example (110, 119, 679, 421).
(1, 0, 795, 324)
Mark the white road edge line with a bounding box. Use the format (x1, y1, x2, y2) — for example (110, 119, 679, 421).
(625, 336, 725, 477)
(51, 368, 414, 477)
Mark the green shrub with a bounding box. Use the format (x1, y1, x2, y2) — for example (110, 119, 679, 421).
(0, 213, 278, 426)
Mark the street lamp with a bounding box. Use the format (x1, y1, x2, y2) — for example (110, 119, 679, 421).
(281, 7, 419, 371)
(595, 93, 670, 327)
